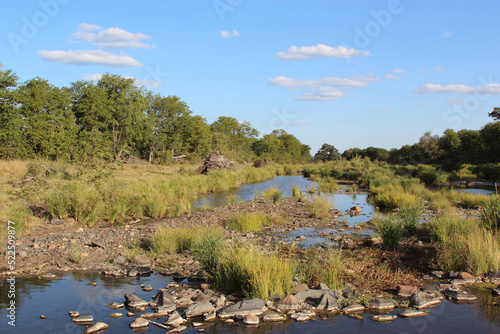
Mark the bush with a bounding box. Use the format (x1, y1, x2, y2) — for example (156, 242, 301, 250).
(481, 195, 500, 232)
(397, 205, 424, 235)
(375, 216, 403, 250)
(226, 212, 273, 233)
(307, 196, 332, 219)
(417, 166, 438, 186)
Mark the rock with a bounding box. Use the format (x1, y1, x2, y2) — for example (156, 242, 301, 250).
(442, 288, 477, 302)
(195, 294, 212, 303)
(140, 309, 171, 319)
(129, 317, 149, 328)
(347, 313, 364, 320)
(109, 312, 123, 318)
(163, 312, 186, 327)
(243, 313, 259, 325)
(167, 325, 188, 333)
(130, 254, 151, 266)
(368, 298, 395, 310)
(204, 311, 216, 321)
(493, 285, 500, 296)
(420, 284, 441, 296)
(68, 311, 79, 317)
(125, 294, 149, 308)
(446, 271, 458, 279)
(342, 303, 365, 313)
(316, 283, 329, 290)
(18, 251, 27, 258)
(371, 315, 397, 322)
(218, 298, 267, 319)
(149, 290, 176, 309)
(409, 291, 441, 309)
(316, 293, 339, 311)
(142, 284, 153, 292)
(294, 289, 324, 302)
(291, 310, 315, 322)
(108, 302, 124, 309)
(342, 284, 360, 300)
(430, 270, 444, 278)
(396, 285, 418, 298)
(277, 294, 298, 310)
(41, 273, 57, 279)
(84, 322, 109, 333)
(72, 315, 93, 323)
(114, 256, 127, 265)
(127, 268, 139, 277)
(295, 235, 306, 241)
(291, 284, 309, 294)
(214, 295, 227, 310)
(185, 301, 215, 318)
(40, 315, 47, 319)
(457, 272, 475, 280)
(399, 309, 428, 318)
(263, 313, 286, 322)
(351, 206, 362, 213)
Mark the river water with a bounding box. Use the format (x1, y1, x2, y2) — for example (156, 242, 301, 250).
(1, 175, 499, 333)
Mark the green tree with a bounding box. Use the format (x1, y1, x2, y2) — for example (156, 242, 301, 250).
(0, 66, 25, 158)
(210, 116, 259, 160)
(314, 143, 340, 162)
(488, 107, 500, 120)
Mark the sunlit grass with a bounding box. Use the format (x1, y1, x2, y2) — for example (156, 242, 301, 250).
(307, 196, 332, 219)
(226, 212, 273, 233)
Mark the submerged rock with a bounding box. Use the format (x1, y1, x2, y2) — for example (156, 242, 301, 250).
(399, 309, 428, 318)
(442, 288, 477, 302)
(372, 314, 397, 322)
(263, 314, 287, 322)
(129, 317, 149, 328)
(72, 315, 93, 323)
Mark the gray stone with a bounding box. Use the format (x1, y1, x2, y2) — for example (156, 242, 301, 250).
(84, 322, 108, 334)
(342, 284, 360, 300)
(128, 268, 139, 277)
(167, 325, 188, 333)
(163, 312, 186, 327)
(442, 288, 477, 302)
(125, 293, 149, 308)
(114, 256, 127, 265)
(430, 270, 444, 278)
(72, 315, 93, 323)
(316, 283, 329, 290)
(291, 310, 315, 322)
(368, 298, 395, 310)
(18, 251, 27, 258)
(214, 295, 227, 310)
(149, 290, 176, 308)
(68, 311, 79, 317)
(196, 294, 212, 303)
(204, 311, 216, 321)
(129, 317, 149, 328)
(396, 285, 418, 298)
(130, 254, 151, 266)
(316, 293, 339, 311)
(399, 309, 428, 318)
(218, 298, 267, 319)
(263, 313, 286, 322)
(420, 284, 441, 296)
(410, 291, 441, 309)
(277, 294, 298, 310)
(294, 289, 329, 303)
(342, 302, 365, 313)
(108, 302, 124, 309)
(109, 312, 123, 318)
(372, 315, 397, 322)
(142, 284, 153, 292)
(41, 273, 57, 279)
(185, 301, 215, 318)
(291, 283, 309, 294)
(243, 313, 259, 325)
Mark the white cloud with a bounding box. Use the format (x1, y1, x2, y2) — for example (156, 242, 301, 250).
(442, 32, 452, 38)
(384, 74, 400, 80)
(82, 73, 103, 81)
(414, 101, 432, 105)
(268, 74, 379, 91)
(413, 83, 500, 95)
(220, 30, 240, 39)
(435, 65, 444, 72)
(39, 49, 142, 67)
(392, 69, 407, 74)
(276, 44, 369, 60)
(374, 107, 390, 111)
(72, 23, 155, 49)
(295, 87, 350, 101)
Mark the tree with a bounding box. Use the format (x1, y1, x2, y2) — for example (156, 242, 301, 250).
(488, 107, 500, 120)
(210, 116, 259, 160)
(314, 144, 340, 162)
(0, 66, 24, 158)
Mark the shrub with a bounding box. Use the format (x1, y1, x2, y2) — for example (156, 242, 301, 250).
(417, 166, 438, 186)
(226, 212, 273, 233)
(307, 196, 332, 219)
(375, 216, 403, 250)
(480, 195, 500, 232)
(397, 205, 424, 235)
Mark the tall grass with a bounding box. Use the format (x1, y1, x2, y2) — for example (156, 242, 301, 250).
(261, 186, 283, 203)
(225, 212, 273, 233)
(480, 195, 500, 232)
(397, 205, 424, 235)
(375, 216, 403, 250)
(299, 248, 344, 290)
(150, 225, 223, 254)
(307, 196, 332, 219)
(213, 244, 295, 300)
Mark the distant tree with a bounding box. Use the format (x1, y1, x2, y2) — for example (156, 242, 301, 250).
(314, 143, 340, 162)
(488, 107, 500, 121)
(0, 66, 24, 158)
(210, 116, 259, 160)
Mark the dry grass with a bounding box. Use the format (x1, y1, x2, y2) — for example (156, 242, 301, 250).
(307, 196, 332, 219)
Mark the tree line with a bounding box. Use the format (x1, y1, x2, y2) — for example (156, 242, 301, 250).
(0, 66, 311, 164)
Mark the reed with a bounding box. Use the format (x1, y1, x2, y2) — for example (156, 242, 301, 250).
(226, 212, 273, 233)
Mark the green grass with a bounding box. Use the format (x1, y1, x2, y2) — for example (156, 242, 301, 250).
(291, 184, 300, 198)
(375, 216, 403, 250)
(69, 247, 83, 264)
(226, 212, 273, 233)
(397, 205, 424, 235)
(299, 248, 344, 290)
(150, 225, 216, 254)
(307, 196, 332, 219)
(226, 194, 242, 206)
(480, 195, 500, 232)
(262, 186, 284, 203)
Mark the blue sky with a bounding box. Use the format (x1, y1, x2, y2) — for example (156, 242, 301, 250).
(2, 0, 500, 153)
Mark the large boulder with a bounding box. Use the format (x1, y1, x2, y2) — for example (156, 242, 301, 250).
(198, 152, 234, 174)
(185, 301, 215, 318)
(149, 290, 176, 309)
(442, 287, 477, 302)
(409, 291, 441, 309)
(125, 294, 149, 308)
(218, 298, 267, 319)
(277, 294, 298, 310)
(367, 298, 395, 310)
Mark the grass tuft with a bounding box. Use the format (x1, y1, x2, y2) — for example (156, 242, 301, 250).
(307, 196, 332, 219)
